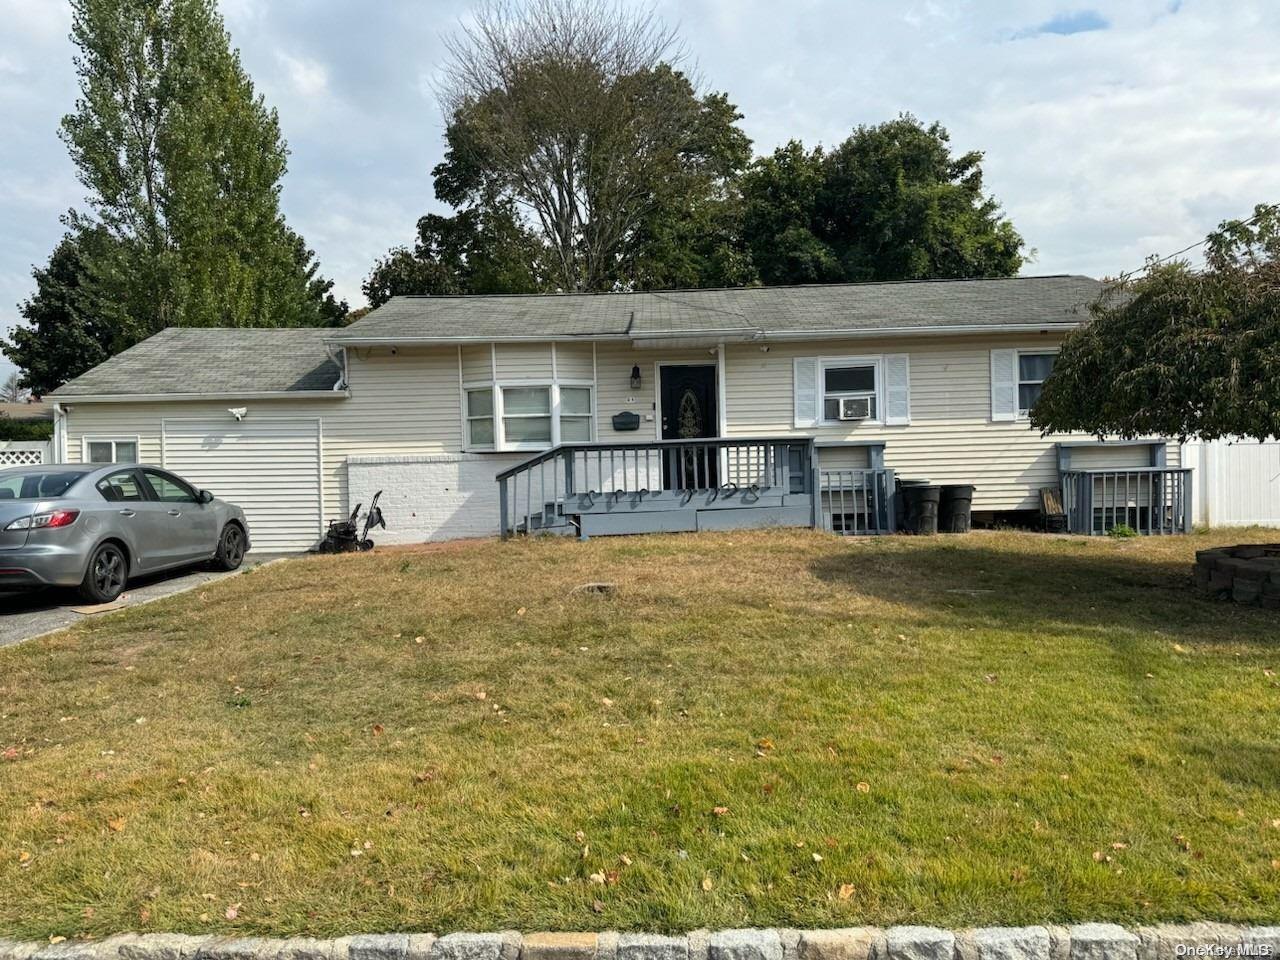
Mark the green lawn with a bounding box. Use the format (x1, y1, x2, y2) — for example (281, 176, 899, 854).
(1, 529, 1278, 939)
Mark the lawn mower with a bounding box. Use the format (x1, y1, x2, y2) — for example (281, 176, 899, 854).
(319, 490, 386, 553)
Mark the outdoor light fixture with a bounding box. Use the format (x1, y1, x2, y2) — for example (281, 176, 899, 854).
(630, 365, 642, 389)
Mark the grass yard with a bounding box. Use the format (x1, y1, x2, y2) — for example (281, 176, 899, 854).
(1, 529, 1279, 939)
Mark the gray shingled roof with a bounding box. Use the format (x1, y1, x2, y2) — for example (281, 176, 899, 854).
(51, 327, 341, 398)
(331, 275, 1104, 342)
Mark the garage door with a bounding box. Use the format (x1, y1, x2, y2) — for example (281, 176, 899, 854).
(163, 418, 322, 552)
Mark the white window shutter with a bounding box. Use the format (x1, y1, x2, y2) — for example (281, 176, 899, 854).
(990, 348, 1018, 422)
(884, 354, 910, 425)
(793, 357, 819, 427)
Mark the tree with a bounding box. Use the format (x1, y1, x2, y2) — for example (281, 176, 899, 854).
(363, 204, 542, 307)
(1, 373, 25, 404)
(432, 0, 753, 292)
(1032, 204, 1280, 443)
(740, 141, 840, 285)
(2, 228, 121, 397)
(740, 116, 1026, 285)
(57, 0, 343, 345)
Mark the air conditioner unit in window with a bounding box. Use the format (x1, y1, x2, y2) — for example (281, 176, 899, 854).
(838, 396, 872, 421)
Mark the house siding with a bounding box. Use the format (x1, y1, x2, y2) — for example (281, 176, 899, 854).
(61, 334, 1179, 542)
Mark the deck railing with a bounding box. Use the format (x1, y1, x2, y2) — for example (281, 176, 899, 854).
(495, 437, 818, 538)
(1061, 468, 1193, 535)
(818, 469, 896, 535)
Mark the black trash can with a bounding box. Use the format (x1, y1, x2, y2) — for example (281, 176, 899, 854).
(939, 484, 976, 533)
(914, 485, 941, 535)
(896, 479, 932, 533)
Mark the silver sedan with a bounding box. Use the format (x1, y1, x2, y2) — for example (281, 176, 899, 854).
(0, 464, 250, 603)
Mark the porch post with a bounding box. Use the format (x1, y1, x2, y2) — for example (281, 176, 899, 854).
(809, 438, 820, 529)
(498, 476, 510, 540)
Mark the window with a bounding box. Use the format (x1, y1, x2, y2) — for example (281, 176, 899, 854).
(96, 470, 146, 503)
(1017, 353, 1056, 416)
(464, 382, 594, 450)
(85, 439, 138, 464)
(142, 469, 198, 503)
(466, 388, 495, 448)
(559, 386, 593, 442)
(0, 471, 80, 500)
(502, 386, 552, 445)
(821, 361, 878, 422)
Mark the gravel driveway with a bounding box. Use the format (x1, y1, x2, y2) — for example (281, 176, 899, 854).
(0, 555, 285, 648)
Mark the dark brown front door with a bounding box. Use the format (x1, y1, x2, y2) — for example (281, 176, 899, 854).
(659, 365, 717, 489)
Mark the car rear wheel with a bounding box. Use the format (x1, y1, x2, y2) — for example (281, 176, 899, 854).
(215, 523, 245, 571)
(79, 542, 127, 604)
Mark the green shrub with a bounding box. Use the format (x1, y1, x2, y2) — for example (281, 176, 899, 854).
(1107, 522, 1138, 539)
(0, 418, 53, 441)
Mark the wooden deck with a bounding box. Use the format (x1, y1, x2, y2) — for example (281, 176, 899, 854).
(496, 437, 895, 539)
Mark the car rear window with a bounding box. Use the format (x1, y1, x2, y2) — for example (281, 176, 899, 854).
(96, 470, 147, 502)
(0, 471, 82, 500)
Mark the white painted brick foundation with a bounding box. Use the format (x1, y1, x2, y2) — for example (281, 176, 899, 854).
(347, 454, 528, 544)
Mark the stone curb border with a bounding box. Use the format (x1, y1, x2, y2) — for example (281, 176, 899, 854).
(5, 924, 1280, 960)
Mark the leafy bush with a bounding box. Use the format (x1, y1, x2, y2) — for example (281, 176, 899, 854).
(0, 418, 53, 441)
(1107, 522, 1138, 539)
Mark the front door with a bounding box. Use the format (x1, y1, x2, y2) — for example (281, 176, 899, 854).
(659, 364, 718, 490)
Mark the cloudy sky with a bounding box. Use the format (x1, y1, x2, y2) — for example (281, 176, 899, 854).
(2, 0, 1277, 382)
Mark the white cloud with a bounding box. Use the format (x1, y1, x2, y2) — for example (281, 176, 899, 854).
(277, 51, 329, 98)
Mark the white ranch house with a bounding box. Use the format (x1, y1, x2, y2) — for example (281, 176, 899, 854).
(47, 276, 1195, 551)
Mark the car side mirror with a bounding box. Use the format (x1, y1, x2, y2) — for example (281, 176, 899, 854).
(200, 489, 215, 504)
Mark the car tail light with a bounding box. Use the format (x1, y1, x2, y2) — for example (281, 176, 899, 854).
(4, 510, 80, 531)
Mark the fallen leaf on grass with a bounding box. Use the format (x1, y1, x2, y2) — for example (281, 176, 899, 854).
(371, 724, 384, 736)
(592, 900, 604, 914)
(225, 903, 240, 920)
(701, 876, 713, 891)
(812, 853, 823, 863)
(589, 871, 606, 884)
(2, 746, 19, 761)
(18, 851, 31, 864)
(107, 817, 126, 832)
(48, 937, 66, 945)
(837, 883, 855, 901)
(855, 781, 871, 793)
(711, 806, 729, 817)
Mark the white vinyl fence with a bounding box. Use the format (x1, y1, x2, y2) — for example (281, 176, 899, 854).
(0, 441, 52, 466)
(1184, 438, 1280, 528)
